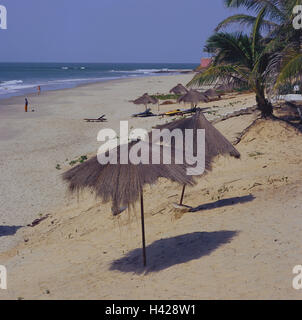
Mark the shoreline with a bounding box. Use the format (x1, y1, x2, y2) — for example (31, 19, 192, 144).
(0, 63, 195, 102)
(0, 72, 194, 108)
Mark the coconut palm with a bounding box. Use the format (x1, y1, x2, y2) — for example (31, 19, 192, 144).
(188, 9, 273, 117)
(216, 0, 302, 91)
(266, 3, 302, 89)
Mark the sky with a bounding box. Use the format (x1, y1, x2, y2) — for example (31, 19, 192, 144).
(0, 0, 244, 63)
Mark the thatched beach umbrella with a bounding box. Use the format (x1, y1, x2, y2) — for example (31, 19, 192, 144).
(63, 140, 194, 266)
(178, 89, 209, 107)
(152, 109, 240, 205)
(216, 82, 241, 93)
(133, 93, 158, 111)
(215, 84, 233, 93)
(170, 83, 188, 95)
(204, 88, 221, 100)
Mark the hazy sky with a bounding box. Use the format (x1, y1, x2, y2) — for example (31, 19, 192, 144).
(0, 0, 243, 63)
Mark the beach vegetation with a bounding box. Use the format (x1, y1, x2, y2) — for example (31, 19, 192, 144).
(69, 155, 88, 166)
(151, 93, 181, 100)
(248, 151, 265, 158)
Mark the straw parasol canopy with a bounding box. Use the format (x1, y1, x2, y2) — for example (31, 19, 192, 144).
(63, 140, 195, 266)
(177, 89, 209, 107)
(204, 88, 221, 99)
(215, 84, 234, 93)
(151, 109, 240, 205)
(133, 93, 158, 110)
(169, 83, 188, 95)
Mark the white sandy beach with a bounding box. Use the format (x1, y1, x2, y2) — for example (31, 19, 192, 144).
(0, 74, 255, 253)
(0, 74, 193, 251)
(1, 74, 302, 299)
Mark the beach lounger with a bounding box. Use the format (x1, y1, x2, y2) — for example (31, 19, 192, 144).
(180, 107, 197, 115)
(132, 108, 156, 118)
(286, 102, 302, 123)
(164, 109, 181, 116)
(84, 115, 107, 122)
(160, 107, 197, 117)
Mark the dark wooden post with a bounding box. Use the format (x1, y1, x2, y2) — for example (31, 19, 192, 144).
(140, 190, 147, 266)
(179, 184, 186, 206)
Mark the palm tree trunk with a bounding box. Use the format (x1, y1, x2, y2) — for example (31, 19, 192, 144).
(255, 85, 273, 118)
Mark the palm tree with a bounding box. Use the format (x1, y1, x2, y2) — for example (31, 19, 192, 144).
(216, 0, 302, 91)
(188, 9, 273, 117)
(267, 3, 302, 89)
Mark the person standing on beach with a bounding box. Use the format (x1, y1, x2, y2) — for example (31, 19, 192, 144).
(25, 98, 28, 112)
(37, 86, 41, 94)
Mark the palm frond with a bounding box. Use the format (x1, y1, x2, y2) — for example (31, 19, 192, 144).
(251, 8, 266, 60)
(205, 32, 253, 69)
(187, 65, 249, 88)
(223, 0, 285, 22)
(215, 13, 278, 32)
(275, 52, 302, 86)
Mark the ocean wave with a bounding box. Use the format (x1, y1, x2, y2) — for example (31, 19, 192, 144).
(48, 77, 105, 84)
(0, 81, 39, 95)
(0, 76, 126, 95)
(51, 76, 130, 84)
(0, 66, 191, 98)
(0, 80, 24, 86)
(61, 66, 86, 70)
(0, 80, 35, 95)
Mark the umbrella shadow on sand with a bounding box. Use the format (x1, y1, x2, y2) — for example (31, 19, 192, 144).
(0, 225, 22, 237)
(110, 230, 238, 274)
(189, 194, 255, 212)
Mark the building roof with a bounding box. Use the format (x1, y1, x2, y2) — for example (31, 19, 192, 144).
(200, 58, 212, 69)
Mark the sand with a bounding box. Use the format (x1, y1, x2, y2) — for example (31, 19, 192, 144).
(0, 74, 194, 252)
(0, 74, 254, 253)
(1, 74, 302, 299)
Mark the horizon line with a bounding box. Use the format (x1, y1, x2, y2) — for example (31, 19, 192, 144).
(0, 61, 200, 64)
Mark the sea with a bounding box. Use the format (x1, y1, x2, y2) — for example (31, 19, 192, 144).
(0, 63, 198, 99)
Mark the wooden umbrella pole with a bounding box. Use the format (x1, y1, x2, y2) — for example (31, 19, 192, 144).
(140, 190, 147, 267)
(179, 184, 186, 205)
